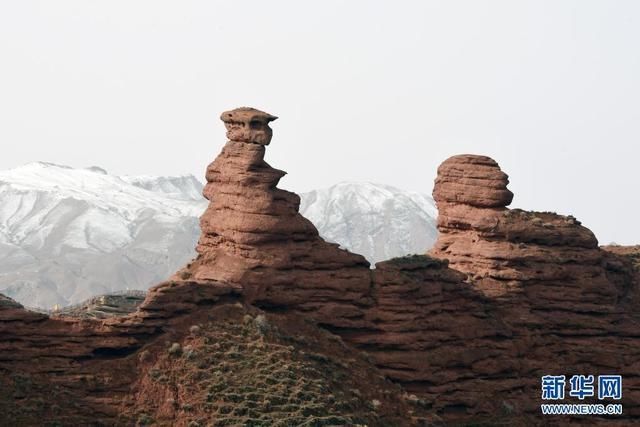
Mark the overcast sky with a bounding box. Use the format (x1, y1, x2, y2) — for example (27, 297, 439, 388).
(1, 1, 638, 245)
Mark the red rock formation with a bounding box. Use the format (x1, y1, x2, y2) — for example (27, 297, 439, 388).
(176, 108, 373, 329)
(172, 111, 518, 417)
(1, 110, 639, 425)
(351, 256, 517, 415)
(432, 154, 514, 208)
(220, 107, 277, 145)
(432, 154, 612, 304)
(431, 153, 640, 417)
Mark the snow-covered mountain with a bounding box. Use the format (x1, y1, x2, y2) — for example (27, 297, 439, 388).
(0, 162, 207, 308)
(0, 163, 438, 309)
(300, 182, 438, 265)
(121, 174, 204, 201)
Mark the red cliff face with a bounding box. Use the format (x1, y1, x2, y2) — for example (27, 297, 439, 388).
(1, 110, 639, 425)
(430, 153, 640, 415)
(431, 153, 624, 313)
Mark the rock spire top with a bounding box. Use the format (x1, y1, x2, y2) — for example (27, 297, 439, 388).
(220, 107, 278, 145)
(433, 154, 514, 208)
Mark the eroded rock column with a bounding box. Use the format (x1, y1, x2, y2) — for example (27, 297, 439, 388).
(176, 108, 374, 328)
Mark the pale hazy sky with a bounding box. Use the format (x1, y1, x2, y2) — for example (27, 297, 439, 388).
(1, 1, 639, 245)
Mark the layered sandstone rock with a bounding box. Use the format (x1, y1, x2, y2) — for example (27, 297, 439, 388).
(432, 154, 613, 304)
(431, 154, 640, 416)
(220, 107, 277, 145)
(173, 108, 374, 329)
(168, 110, 518, 417)
(0, 294, 153, 424)
(1, 110, 639, 425)
(1, 289, 433, 425)
(351, 256, 518, 414)
(433, 154, 514, 208)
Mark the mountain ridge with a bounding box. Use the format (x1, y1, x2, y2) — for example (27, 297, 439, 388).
(300, 181, 438, 264)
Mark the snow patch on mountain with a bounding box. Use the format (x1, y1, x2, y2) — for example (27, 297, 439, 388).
(121, 174, 204, 201)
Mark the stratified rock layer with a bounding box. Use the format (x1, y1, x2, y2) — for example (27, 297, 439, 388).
(433, 154, 514, 208)
(431, 153, 640, 417)
(180, 137, 374, 329)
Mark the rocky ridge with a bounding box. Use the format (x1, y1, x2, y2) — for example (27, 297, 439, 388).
(1, 108, 638, 425)
(430, 154, 640, 416)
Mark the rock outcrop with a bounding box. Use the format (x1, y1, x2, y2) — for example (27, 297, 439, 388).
(351, 256, 517, 415)
(169, 110, 518, 417)
(431, 153, 640, 416)
(220, 107, 278, 146)
(1, 109, 639, 425)
(175, 108, 374, 330)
